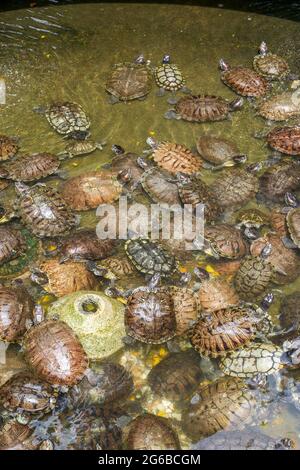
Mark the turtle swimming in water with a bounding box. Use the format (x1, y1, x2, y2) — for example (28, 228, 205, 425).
(219, 59, 269, 97)
(58, 140, 105, 159)
(0, 153, 62, 183)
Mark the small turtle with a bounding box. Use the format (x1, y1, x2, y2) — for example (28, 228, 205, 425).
(61, 171, 122, 211)
(14, 182, 77, 238)
(141, 167, 182, 205)
(0, 418, 33, 450)
(97, 255, 136, 279)
(31, 259, 98, 297)
(196, 135, 247, 169)
(166, 94, 243, 122)
(109, 144, 145, 191)
(147, 350, 202, 401)
(126, 414, 180, 450)
(219, 59, 269, 97)
(145, 138, 203, 175)
(279, 292, 300, 331)
(204, 224, 249, 259)
(192, 429, 294, 450)
(267, 126, 300, 155)
(220, 343, 283, 378)
(258, 92, 300, 121)
(259, 159, 300, 202)
(286, 207, 300, 248)
(0, 371, 57, 415)
(236, 208, 269, 229)
(154, 54, 188, 97)
(171, 286, 199, 336)
(125, 238, 177, 277)
(0, 284, 34, 342)
(125, 286, 176, 344)
(24, 319, 88, 386)
(211, 168, 259, 210)
(253, 42, 290, 81)
(0, 226, 26, 265)
(195, 268, 239, 312)
(106, 55, 152, 103)
(58, 139, 104, 159)
(36, 101, 90, 140)
(0, 135, 19, 161)
(0, 153, 61, 182)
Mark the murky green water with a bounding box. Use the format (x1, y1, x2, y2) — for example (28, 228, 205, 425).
(0, 3, 300, 450)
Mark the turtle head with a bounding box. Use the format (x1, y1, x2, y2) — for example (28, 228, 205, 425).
(229, 97, 244, 111)
(284, 191, 299, 208)
(219, 58, 230, 71)
(135, 54, 146, 65)
(117, 168, 132, 184)
(112, 144, 125, 156)
(260, 242, 272, 259)
(275, 438, 295, 450)
(162, 54, 171, 64)
(259, 41, 268, 56)
(30, 267, 49, 287)
(136, 156, 149, 170)
(194, 267, 210, 282)
(146, 136, 158, 149)
(261, 292, 274, 310)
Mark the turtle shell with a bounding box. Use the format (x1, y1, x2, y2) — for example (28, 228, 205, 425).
(106, 62, 152, 101)
(190, 306, 256, 357)
(16, 183, 77, 238)
(259, 159, 300, 202)
(59, 230, 116, 262)
(0, 153, 60, 182)
(64, 140, 98, 157)
(221, 66, 269, 97)
(287, 207, 300, 248)
(141, 167, 182, 205)
(253, 53, 290, 80)
(0, 371, 56, 414)
(24, 320, 89, 386)
(125, 239, 177, 277)
(61, 171, 122, 211)
(234, 255, 273, 300)
(45, 102, 90, 136)
(147, 350, 202, 401)
(182, 377, 259, 440)
(0, 285, 34, 342)
(198, 278, 239, 312)
(0, 418, 33, 450)
(99, 255, 136, 278)
(258, 92, 300, 121)
(126, 414, 180, 450)
(170, 286, 199, 336)
(155, 63, 184, 91)
(196, 135, 240, 165)
(236, 208, 269, 228)
(267, 126, 300, 155)
(0, 135, 19, 161)
(125, 287, 176, 344)
(110, 151, 144, 190)
(175, 95, 234, 122)
(0, 227, 26, 265)
(270, 209, 288, 237)
(211, 169, 259, 209)
(151, 142, 202, 175)
(205, 224, 248, 259)
(220, 343, 283, 378)
(35, 259, 98, 297)
(279, 292, 300, 330)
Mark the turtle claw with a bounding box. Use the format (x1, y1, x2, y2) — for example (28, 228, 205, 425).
(33, 105, 46, 114)
(164, 109, 181, 120)
(167, 95, 178, 105)
(156, 88, 165, 97)
(181, 86, 192, 94)
(281, 236, 298, 250)
(108, 95, 120, 105)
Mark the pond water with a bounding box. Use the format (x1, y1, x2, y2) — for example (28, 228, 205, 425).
(0, 3, 300, 450)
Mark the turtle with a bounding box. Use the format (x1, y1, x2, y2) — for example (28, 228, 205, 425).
(145, 137, 203, 175)
(96, 255, 136, 279)
(0, 418, 33, 450)
(211, 168, 259, 210)
(219, 343, 283, 378)
(190, 306, 260, 358)
(170, 286, 199, 336)
(269, 208, 288, 236)
(0, 135, 19, 161)
(0, 226, 26, 265)
(250, 233, 300, 285)
(236, 208, 269, 229)
(286, 207, 300, 248)
(192, 429, 294, 450)
(279, 292, 300, 332)
(259, 159, 300, 202)
(195, 268, 239, 312)
(0, 371, 57, 415)
(58, 139, 104, 159)
(258, 92, 300, 121)
(253, 42, 290, 81)
(109, 144, 145, 191)
(24, 319, 89, 386)
(61, 171, 122, 211)
(0, 283, 34, 342)
(106, 55, 152, 103)
(14, 182, 77, 238)
(196, 135, 247, 169)
(219, 59, 269, 97)
(141, 167, 182, 205)
(204, 224, 249, 259)
(0, 153, 61, 183)
(31, 259, 98, 297)
(126, 414, 181, 450)
(125, 286, 176, 344)
(165, 94, 243, 122)
(154, 54, 188, 97)
(36, 101, 90, 140)
(147, 350, 202, 401)
(46, 290, 126, 360)
(125, 238, 177, 277)
(267, 126, 300, 155)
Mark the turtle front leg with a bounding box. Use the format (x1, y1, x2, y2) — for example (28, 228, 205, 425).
(156, 87, 165, 97)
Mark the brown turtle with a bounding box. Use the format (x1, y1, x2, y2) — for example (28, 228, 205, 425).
(0, 227, 26, 265)
(259, 159, 300, 202)
(258, 92, 300, 121)
(195, 269, 239, 312)
(24, 320, 88, 386)
(109, 144, 144, 191)
(196, 135, 246, 167)
(0, 135, 19, 161)
(234, 250, 274, 300)
(253, 42, 290, 81)
(270, 208, 288, 237)
(279, 292, 300, 331)
(0, 153, 61, 183)
(98, 255, 136, 279)
(204, 224, 249, 260)
(267, 126, 300, 155)
(171, 286, 199, 336)
(211, 168, 259, 209)
(56, 230, 116, 263)
(61, 171, 122, 211)
(38, 101, 90, 140)
(219, 59, 269, 97)
(141, 167, 182, 205)
(0, 284, 34, 342)
(126, 414, 180, 450)
(286, 207, 300, 248)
